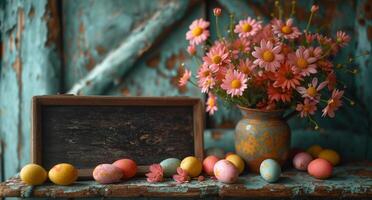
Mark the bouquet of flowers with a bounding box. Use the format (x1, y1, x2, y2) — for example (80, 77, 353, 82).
(179, 3, 363, 129)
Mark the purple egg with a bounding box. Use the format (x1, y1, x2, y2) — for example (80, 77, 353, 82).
(293, 152, 313, 171)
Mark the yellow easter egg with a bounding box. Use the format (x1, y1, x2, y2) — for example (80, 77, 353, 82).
(180, 156, 202, 177)
(318, 149, 340, 166)
(20, 164, 47, 185)
(226, 154, 245, 174)
(307, 145, 323, 158)
(48, 163, 78, 185)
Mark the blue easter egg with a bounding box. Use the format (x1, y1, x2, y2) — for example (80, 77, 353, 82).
(160, 158, 181, 177)
(259, 159, 281, 183)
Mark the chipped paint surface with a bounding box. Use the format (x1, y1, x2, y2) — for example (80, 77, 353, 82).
(0, 164, 371, 198)
(0, 0, 61, 179)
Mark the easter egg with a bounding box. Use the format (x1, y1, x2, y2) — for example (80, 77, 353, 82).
(213, 159, 239, 183)
(293, 152, 313, 171)
(202, 155, 219, 176)
(112, 159, 137, 179)
(226, 154, 245, 174)
(260, 159, 281, 183)
(160, 158, 181, 177)
(93, 164, 123, 184)
(48, 163, 78, 185)
(205, 147, 225, 159)
(180, 156, 202, 177)
(318, 149, 340, 166)
(20, 164, 47, 185)
(307, 145, 323, 158)
(307, 158, 333, 179)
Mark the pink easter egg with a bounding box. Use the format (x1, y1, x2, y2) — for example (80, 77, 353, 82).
(93, 164, 123, 184)
(293, 152, 313, 171)
(307, 158, 333, 179)
(203, 155, 220, 176)
(213, 159, 238, 183)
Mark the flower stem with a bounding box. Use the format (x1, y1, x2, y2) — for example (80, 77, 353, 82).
(305, 11, 314, 32)
(229, 13, 235, 40)
(215, 16, 222, 40)
(308, 115, 319, 130)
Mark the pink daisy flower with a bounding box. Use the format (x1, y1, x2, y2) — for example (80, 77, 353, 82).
(336, 31, 350, 47)
(206, 92, 218, 115)
(267, 85, 292, 103)
(288, 47, 317, 76)
(238, 59, 256, 75)
(273, 62, 303, 90)
(186, 19, 210, 45)
(253, 24, 275, 44)
(316, 34, 332, 46)
(197, 64, 212, 79)
(231, 38, 250, 58)
(296, 99, 317, 118)
(322, 89, 344, 118)
(221, 70, 248, 97)
(307, 47, 322, 60)
(317, 59, 333, 72)
(203, 43, 230, 72)
(234, 17, 262, 38)
(272, 18, 302, 40)
(326, 72, 337, 91)
(252, 40, 284, 72)
(296, 77, 328, 102)
(199, 76, 215, 93)
(178, 69, 191, 86)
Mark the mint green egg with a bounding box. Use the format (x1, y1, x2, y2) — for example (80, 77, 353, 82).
(160, 158, 181, 177)
(259, 159, 281, 183)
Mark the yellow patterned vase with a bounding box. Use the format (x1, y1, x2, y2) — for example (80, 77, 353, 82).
(235, 106, 290, 173)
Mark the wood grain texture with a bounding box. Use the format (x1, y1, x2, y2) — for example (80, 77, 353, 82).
(0, 163, 371, 198)
(68, 0, 189, 95)
(32, 96, 204, 174)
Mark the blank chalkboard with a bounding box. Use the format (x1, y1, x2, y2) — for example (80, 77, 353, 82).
(32, 96, 204, 176)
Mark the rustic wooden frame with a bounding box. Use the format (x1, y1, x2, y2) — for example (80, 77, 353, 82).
(31, 95, 204, 177)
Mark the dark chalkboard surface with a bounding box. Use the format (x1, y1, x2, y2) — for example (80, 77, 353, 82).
(32, 96, 204, 176)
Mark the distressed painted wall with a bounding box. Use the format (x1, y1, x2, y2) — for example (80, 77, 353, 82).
(0, 0, 61, 179)
(0, 0, 371, 181)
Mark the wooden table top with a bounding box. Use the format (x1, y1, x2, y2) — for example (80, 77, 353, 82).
(1, 163, 371, 198)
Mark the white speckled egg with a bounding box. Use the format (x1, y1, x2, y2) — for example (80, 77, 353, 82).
(160, 158, 181, 177)
(259, 159, 281, 183)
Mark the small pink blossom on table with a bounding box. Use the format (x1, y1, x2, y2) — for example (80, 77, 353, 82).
(173, 167, 190, 183)
(146, 164, 164, 183)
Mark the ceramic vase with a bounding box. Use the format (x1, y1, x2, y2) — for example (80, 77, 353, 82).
(235, 106, 290, 173)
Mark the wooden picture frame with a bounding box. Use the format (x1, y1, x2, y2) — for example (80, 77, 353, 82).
(32, 95, 204, 178)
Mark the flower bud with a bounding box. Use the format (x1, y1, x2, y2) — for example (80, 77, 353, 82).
(213, 8, 221, 17)
(187, 45, 196, 56)
(311, 5, 319, 12)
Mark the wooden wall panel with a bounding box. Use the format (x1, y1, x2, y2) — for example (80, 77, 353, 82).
(106, 2, 205, 98)
(0, 0, 61, 179)
(62, 0, 162, 91)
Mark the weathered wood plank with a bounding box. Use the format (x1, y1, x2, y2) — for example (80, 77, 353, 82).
(0, 0, 61, 179)
(68, 0, 189, 95)
(106, 2, 205, 98)
(62, 0, 164, 91)
(0, 163, 371, 198)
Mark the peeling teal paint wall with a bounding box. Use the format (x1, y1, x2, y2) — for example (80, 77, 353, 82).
(0, 0, 61, 179)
